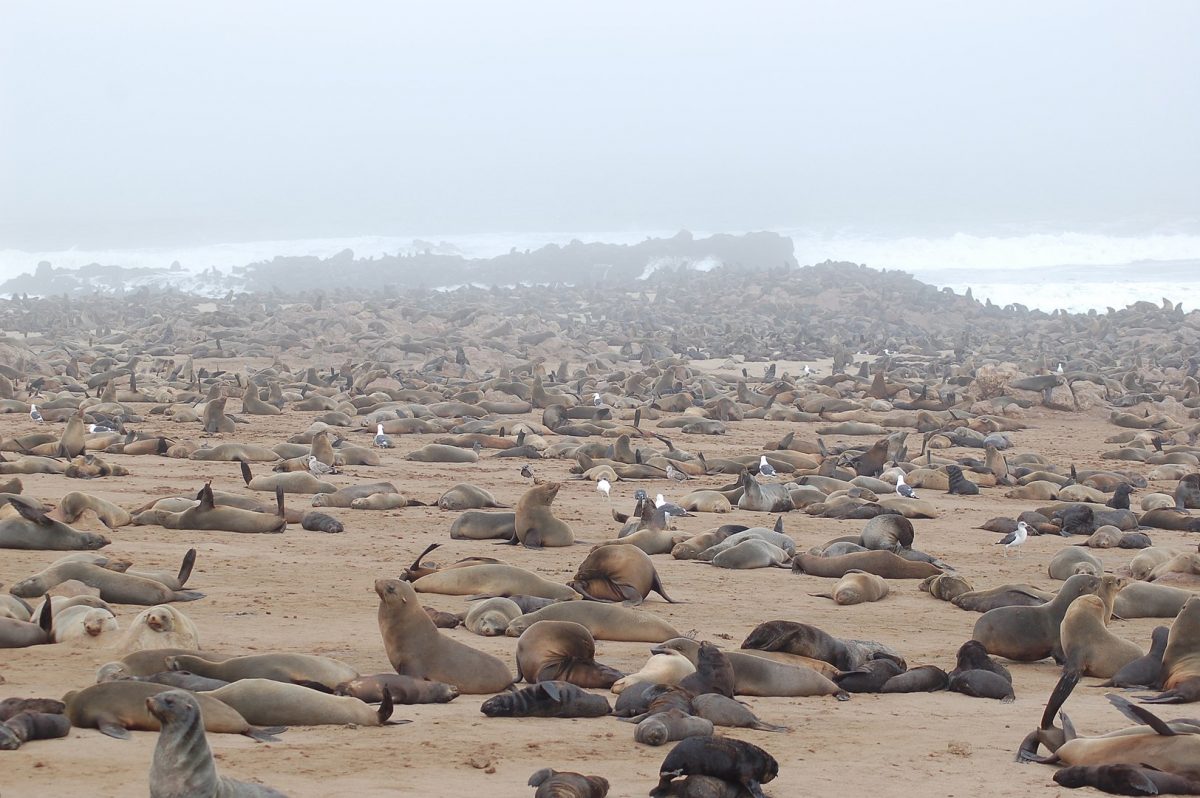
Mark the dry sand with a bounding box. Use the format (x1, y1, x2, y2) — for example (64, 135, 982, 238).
(1, 388, 1187, 797)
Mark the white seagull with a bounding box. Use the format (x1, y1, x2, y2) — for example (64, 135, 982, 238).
(374, 423, 392, 448)
(596, 478, 611, 501)
(996, 521, 1029, 557)
(666, 464, 689, 483)
(895, 473, 917, 499)
(307, 455, 338, 476)
(29, 404, 44, 423)
(593, 393, 603, 407)
(87, 423, 115, 434)
(1056, 363, 1064, 374)
(758, 456, 776, 478)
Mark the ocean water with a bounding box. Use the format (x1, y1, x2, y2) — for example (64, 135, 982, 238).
(2, 229, 1198, 313)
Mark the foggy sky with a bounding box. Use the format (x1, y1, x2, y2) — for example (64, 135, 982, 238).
(2, 1, 1198, 250)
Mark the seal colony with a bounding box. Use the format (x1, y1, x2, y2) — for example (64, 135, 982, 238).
(2, 265, 1200, 796)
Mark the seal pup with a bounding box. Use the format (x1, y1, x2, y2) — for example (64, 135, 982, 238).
(480, 681, 611, 718)
(677, 642, 736, 698)
(334, 674, 458, 704)
(463, 597, 523, 636)
(1098, 626, 1169, 688)
(1141, 596, 1200, 703)
(147, 690, 288, 798)
(0, 710, 71, 750)
(650, 735, 778, 798)
(811, 570, 890, 605)
(1054, 764, 1200, 795)
(635, 709, 715, 746)
(515, 620, 623, 688)
(376, 578, 514, 693)
(527, 768, 610, 798)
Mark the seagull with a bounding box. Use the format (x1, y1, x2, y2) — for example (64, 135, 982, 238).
(895, 473, 917, 499)
(1056, 363, 1064, 374)
(29, 404, 44, 423)
(655, 493, 689, 517)
(374, 423, 392, 448)
(803, 365, 813, 376)
(996, 521, 1029, 557)
(87, 423, 115, 434)
(472, 441, 482, 456)
(307, 455, 338, 476)
(758, 455, 776, 478)
(596, 478, 611, 501)
(666, 464, 689, 483)
(593, 393, 603, 407)
(521, 464, 534, 479)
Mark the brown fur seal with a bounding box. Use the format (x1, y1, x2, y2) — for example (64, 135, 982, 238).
(792, 550, 940, 579)
(411, 563, 580, 600)
(569, 544, 676, 604)
(9, 561, 204, 604)
(951, 584, 1054, 612)
(376, 578, 513, 693)
(64, 681, 279, 740)
(301, 511, 344, 533)
(635, 709, 715, 746)
(527, 768, 610, 798)
(147, 690, 287, 797)
(0, 601, 52, 648)
(450, 510, 517, 540)
(121, 605, 201, 652)
(202, 679, 394, 726)
(612, 651, 697, 693)
(677, 641, 736, 698)
(649, 735, 778, 798)
(512, 481, 574, 548)
(880, 664, 950, 693)
(139, 484, 286, 534)
(1048, 547, 1103, 580)
(406, 443, 478, 463)
(0, 501, 110, 550)
(657, 637, 847, 699)
(1114, 581, 1193, 618)
(858, 514, 914, 552)
(480, 681, 611, 718)
(1142, 596, 1200, 703)
(920, 573, 973, 601)
(1060, 594, 1145, 678)
(56, 491, 132, 528)
(165, 653, 356, 691)
(437, 483, 508, 511)
(0, 711, 71, 750)
(463, 597, 523, 636)
(504, 601, 680, 642)
(310, 482, 401, 508)
(971, 573, 1100, 661)
(515, 620, 623, 688)
(812, 570, 890, 605)
(334, 674, 459, 704)
(1054, 764, 1200, 796)
(689, 693, 788, 732)
(1099, 626, 1170, 688)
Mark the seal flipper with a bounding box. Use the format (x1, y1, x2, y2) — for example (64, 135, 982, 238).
(238, 459, 253, 486)
(649, 572, 677, 604)
(1107, 695, 1178, 735)
(291, 679, 334, 694)
(176, 548, 197, 588)
(376, 688, 394, 724)
(523, 529, 543, 549)
(244, 725, 286, 742)
(97, 718, 131, 740)
(170, 590, 206, 602)
(275, 486, 285, 517)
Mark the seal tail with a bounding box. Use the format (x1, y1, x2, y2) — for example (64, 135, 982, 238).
(406, 542, 441, 574)
(245, 726, 286, 742)
(177, 548, 197, 587)
(1043, 669, 1080, 730)
(650, 572, 678, 604)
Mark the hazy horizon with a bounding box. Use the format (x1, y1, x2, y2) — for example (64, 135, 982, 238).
(2, 1, 1198, 252)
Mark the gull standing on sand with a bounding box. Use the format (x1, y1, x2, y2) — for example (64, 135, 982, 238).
(521, 464, 534, 480)
(666, 464, 689, 483)
(895, 473, 917, 499)
(87, 423, 115, 434)
(996, 521, 1029, 557)
(593, 393, 603, 407)
(29, 404, 43, 423)
(307, 455, 338, 477)
(1056, 363, 1064, 374)
(374, 424, 392, 448)
(597, 478, 611, 501)
(758, 456, 776, 478)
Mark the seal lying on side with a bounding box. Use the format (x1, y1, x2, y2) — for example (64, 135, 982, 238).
(0, 710, 71, 750)
(201, 679, 395, 727)
(63, 681, 281, 740)
(480, 681, 611, 718)
(165, 653, 357, 692)
(334, 674, 459, 704)
(147, 690, 288, 798)
(527, 768, 610, 798)
(503, 601, 681, 642)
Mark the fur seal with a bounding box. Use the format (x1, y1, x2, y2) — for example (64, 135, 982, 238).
(0, 711, 71, 750)
(64, 681, 280, 740)
(1099, 626, 1170, 688)
(376, 578, 514, 693)
(527, 768, 610, 798)
(736, 471, 794, 512)
(712, 539, 790, 569)
(515, 620, 623, 688)
(56, 491, 132, 528)
(512, 482, 574, 548)
(920, 573, 973, 602)
(203, 679, 394, 726)
(1060, 594, 1144, 678)
(612, 651, 697, 693)
(450, 510, 517, 540)
(569, 544, 676, 605)
(310, 482, 401, 508)
(971, 573, 1100, 661)
(1053, 764, 1200, 795)
(834, 658, 905, 693)
(792, 550, 940, 579)
(1141, 596, 1200, 703)
(945, 464, 980, 495)
(411, 564, 580, 601)
(0, 601, 51, 648)
(677, 642, 737, 698)
(301, 511, 344, 533)
(406, 443, 478, 463)
(121, 605, 201, 652)
(147, 690, 287, 797)
(504, 601, 680, 642)
(951, 583, 1054, 612)
(657, 637, 847, 699)
(812, 570, 890, 605)
(947, 670, 1015, 702)
(463, 597, 523, 636)
(9, 561, 204, 604)
(649, 735, 779, 798)
(51, 604, 118, 642)
(689, 693, 788, 732)
(1114, 581, 1192, 618)
(480, 680, 611, 718)
(165, 653, 356, 691)
(334, 674, 458, 704)
(858, 514, 914, 552)
(437, 483, 508, 511)
(0, 501, 110, 550)
(1048, 547, 1103, 580)
(880, 664, 949, 693)
(636, 709, 715, 746)
(1130, 547, 1179, 581)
